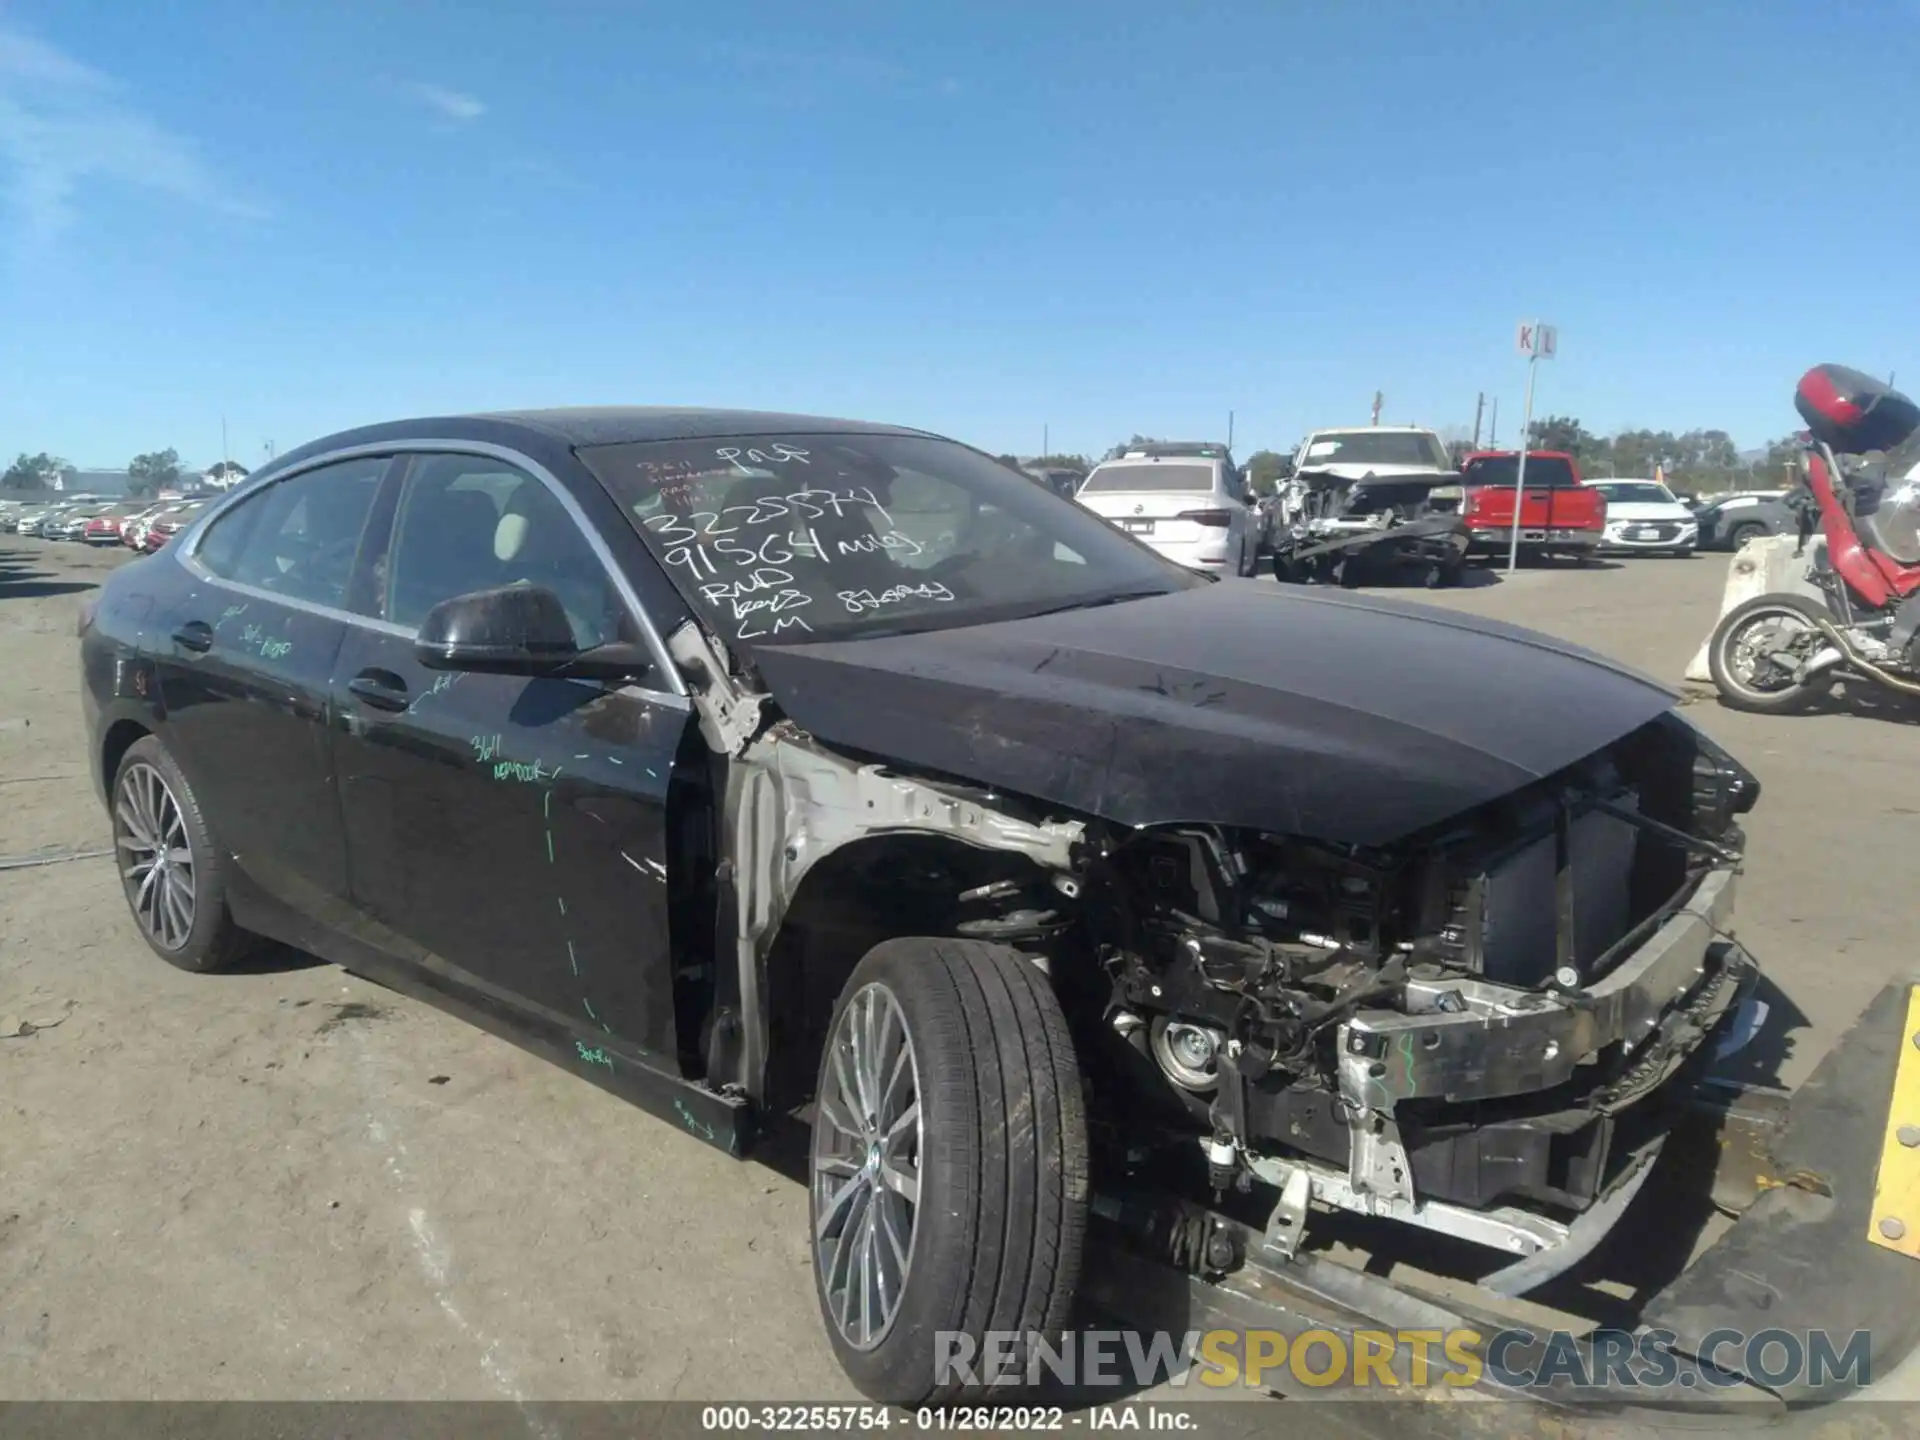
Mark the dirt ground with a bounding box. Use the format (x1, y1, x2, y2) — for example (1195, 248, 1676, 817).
(3, 537, 1917, 1411)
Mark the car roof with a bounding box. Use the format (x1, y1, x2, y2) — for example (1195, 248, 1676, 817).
(322, 407, 931, 451)
(248, 407, 948, 484)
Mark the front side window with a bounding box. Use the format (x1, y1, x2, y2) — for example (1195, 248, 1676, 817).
(193, 457, 386, 609)
(384, 454, 633, 649)
(578, 433, 1196, 646)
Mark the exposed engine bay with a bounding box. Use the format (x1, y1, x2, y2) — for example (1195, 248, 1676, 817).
(674, 614, 1761, 1291)
(1270, 467, 1471, 586)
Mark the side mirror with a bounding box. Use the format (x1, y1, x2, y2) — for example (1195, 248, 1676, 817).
(415, 584, 650, 681)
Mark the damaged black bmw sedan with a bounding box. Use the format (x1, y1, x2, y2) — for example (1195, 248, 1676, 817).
(80, 409, 1761, 1403)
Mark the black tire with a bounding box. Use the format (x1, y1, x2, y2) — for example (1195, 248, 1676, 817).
(1726, 521, 1768, 550)
(808, 937, 1088, 1407)
(110, 735, 262, 972)
(1706, 593, 1839, 714)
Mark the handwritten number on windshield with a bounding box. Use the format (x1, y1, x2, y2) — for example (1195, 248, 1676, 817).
(645, 485, 942, 639)
(839, 582, 955, 613)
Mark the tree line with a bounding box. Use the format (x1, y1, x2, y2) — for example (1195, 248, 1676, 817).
(2, 447, 250, 496)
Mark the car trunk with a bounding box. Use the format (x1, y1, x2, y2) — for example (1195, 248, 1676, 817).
(1076, 461, 1229, 555)
(1077, 488, 1229, 547)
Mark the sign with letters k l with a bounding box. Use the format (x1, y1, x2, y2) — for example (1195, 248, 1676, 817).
(1516, 321, 1558, 359)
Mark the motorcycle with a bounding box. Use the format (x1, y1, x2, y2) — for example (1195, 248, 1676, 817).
(1707, 364, 1920, 713)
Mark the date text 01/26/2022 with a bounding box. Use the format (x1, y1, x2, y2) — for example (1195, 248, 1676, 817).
(699, 1405, 1191, 1431)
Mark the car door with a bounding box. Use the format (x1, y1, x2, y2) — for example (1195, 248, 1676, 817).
(328, 448, 694, 1063)
(161, 454, 394, 921)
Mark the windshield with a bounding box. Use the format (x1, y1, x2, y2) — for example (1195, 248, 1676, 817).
(1591, 482, 1675, 504)
(1078, 461, 1214, 494)
(580, 433, 1198, 646)
(1301, 432, 1449, 469)
(1461, 454, 1580, 489)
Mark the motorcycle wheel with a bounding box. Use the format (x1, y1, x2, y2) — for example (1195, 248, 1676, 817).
(1707, 593, 1840, 714)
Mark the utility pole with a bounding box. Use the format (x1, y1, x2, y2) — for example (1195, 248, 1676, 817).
(1471, 392, 1485, 449)
(1488, 396, 1499, 447)
(1042, 424, 1049, 459)
(1507, 321, 1558, 573)
(1227, 410, 1235, 450)
(1370, 391, 1383, 426)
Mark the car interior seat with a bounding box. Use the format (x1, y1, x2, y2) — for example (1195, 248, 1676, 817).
(493, 488, 620, 646)
(391, 488, 504, 625)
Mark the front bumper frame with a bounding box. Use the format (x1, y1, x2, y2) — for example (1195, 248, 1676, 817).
(1223, 867, 1755, 1284)
(1336, 865, 1746, 1111)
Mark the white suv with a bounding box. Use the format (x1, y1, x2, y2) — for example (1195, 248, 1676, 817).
(1074, 445, 1257, 575)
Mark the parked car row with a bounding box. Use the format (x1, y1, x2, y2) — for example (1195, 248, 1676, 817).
(0, 495, 212, 551)
(1059, 424, 1816, 583)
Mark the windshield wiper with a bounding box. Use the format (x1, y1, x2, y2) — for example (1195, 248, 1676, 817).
(1009, 588, 1181, 621)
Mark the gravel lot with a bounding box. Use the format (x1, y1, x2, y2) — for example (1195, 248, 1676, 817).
(3, 537, 1917, 1411)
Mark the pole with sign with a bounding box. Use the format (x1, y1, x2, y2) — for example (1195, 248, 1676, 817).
(1506, 321, 1557, 572)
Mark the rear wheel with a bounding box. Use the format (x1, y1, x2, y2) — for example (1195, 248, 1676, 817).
(1707, 593, 1839, 714)
(111, 736, 262, 972)
(809, 938, 1087, 1406)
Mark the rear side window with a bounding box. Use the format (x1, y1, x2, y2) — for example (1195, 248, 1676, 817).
(194, 457, 387, 610)
(1461, 455, 1580, 489)
(1079, 462, 1215, 494)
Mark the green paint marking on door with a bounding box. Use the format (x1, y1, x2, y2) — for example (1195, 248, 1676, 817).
(674, 1099, 716, 1142)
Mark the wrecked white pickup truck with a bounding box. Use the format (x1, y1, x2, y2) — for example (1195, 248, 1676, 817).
(1269, 425, 1472, 587)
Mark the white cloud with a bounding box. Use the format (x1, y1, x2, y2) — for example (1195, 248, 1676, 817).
(406, 82, 485, 124)
(0, 26, 261, 250)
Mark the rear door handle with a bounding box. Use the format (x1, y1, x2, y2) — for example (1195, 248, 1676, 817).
(347, 670, 410, 713)
(170, 621, 213, 653)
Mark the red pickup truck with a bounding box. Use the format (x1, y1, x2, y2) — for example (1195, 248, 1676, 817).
(1458, 450, 1608, 561)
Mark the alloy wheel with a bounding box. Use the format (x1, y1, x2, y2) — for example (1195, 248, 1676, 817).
(115, 761, 196, 950)
(811, 981, 923, 1350)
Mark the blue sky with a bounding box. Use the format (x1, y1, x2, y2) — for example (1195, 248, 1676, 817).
(0, 1, 1913, 469)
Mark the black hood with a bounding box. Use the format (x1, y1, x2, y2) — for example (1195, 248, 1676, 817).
(750, 582, 1678, 847)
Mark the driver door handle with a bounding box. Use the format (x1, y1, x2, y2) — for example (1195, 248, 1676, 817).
(347, 669, 410, 713)
(171, 621, 213, 653)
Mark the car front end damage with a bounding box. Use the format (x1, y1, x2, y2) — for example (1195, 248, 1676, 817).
(667, 605, 1763, 1301)
(1269, 466, 1471, 586)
